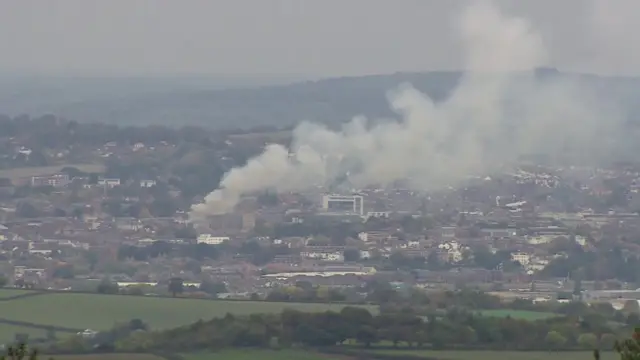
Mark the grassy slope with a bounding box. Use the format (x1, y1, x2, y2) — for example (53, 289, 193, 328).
(183, 349, 339, 360)
(0, 323, 47, 344)
(0, 292, 376, 330)
(0, 288, 39, 299)
(50, 355, 163, 360)
(48, 350, 339, 360)
(366, 350, 614, 360)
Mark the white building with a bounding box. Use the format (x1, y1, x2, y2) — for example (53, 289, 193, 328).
(511, 252, 531, 266)
(196, 234, 229, 245)
(31, 174, 69, 187)
(300, 251, 344, 262)
(438, 241, 464, 263)
(322, 194, 364, 216)
(527, 235, 556, 245)
(365, 211, 391, 219)
(98, 178, 121, 187)
(140, 179, 157, 188)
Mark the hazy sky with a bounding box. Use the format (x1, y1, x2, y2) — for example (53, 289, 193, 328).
(0, 0, 637, 77)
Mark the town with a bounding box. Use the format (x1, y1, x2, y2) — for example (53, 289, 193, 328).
(0, 115, 638, 312)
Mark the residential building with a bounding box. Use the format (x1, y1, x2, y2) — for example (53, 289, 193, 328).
(31, 174, 69, 187)
(197, 234, 230, 245)
(98, 178, 121, 188)
(140, 180, 157, 188)
(511, 252, 531, 266)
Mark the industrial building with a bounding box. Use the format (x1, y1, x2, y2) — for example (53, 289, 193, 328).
(321, 194, 364, 216)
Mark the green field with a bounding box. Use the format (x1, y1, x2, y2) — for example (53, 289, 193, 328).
(46, 350, 339, 360)
(479, 309, 557, 320)
(51, 355, 162, 360)
(366, 350, 614, 360)
(183, 349, 338, 360)
(0, 288, 39, 299)
(0, 292, 376, 330)
(0, 322, 48, 343)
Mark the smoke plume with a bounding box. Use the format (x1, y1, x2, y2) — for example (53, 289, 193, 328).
(189, 0, 623, 223)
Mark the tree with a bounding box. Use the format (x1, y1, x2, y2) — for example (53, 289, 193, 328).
(199, 281, 227, 297)
(128, 318, 148, 331)
(545, 330, 567, 350)
(343, 248, 360, 262)
(574, 277, 583, 297)
(614, 328, 640, 360)
(578, 333, 599, 349)
(355, 325, 377, 348)
(96, 279, 119, 294)
(0, 343, 39, 360)
(88, 173, 99, 185)
(628, 313, 640, 327)
(0, 275, 8, 288)
(601, 333, 617, 350)
(60, 166, 83, 178)
(389, 252, 408, 269)
(168, 277, 184, 297)
(175, 225, 197, 239)
(15, 202, 39, 218)
(53, 208, 66, 217)
(624, 300, 640, 313)
(84, 251, 99, 272)
(72, 207, 84, 220)
(52, 265, 74, 279)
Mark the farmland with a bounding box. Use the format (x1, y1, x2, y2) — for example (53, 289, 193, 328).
(0, 323, 46, 343)
(182, 349, 340, 360)
(48, 350, 342, 360)
(478, 309, 558, 320)
(0, 289, 376, 331)
(49, 355, 164, 360)
(0, 288, 38, 299)
(364, 350, 614, 360)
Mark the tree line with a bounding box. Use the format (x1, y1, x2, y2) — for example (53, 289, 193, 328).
(49, 306, 625, 354)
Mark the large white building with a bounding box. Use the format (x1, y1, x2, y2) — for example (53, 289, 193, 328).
(322, 194, 364, 215)
(196, 234, 230, 245)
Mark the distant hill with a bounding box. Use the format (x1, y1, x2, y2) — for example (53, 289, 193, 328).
(2, 68, 640, 129)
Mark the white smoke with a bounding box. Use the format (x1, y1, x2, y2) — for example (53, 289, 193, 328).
(188, 0, 623, 222)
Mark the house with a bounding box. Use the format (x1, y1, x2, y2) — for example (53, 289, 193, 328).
(358, 231, 397, 244)
(196, 234, 229, 245)
(98, 178, 121, 187)
(300, 250, 345, 262)
(114, 218, 142, 231)
(31, 174, 69, 188)
(365, 211, 391, 219)
(13, 266, 46, 282)
(16, 147, 32, 157)
(511, 252, 531, 266)
(77, 329, 99, 338)
(437, 241, 465, 263)
(140, 180, 157, 188)
(441, 226, 457, 239)
(480, 228, 516, 239)
(527, 235, 556, 245)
